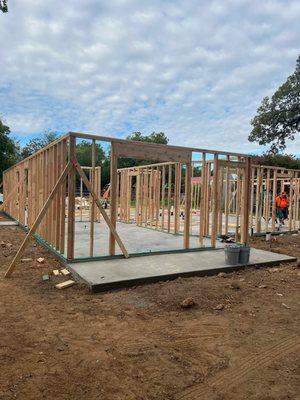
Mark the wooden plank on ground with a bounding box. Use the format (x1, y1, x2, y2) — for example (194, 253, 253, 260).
(56, 280, 75, 289)
(61, 268, 70, 276)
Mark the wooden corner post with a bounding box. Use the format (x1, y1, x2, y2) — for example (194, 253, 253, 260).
(67, 136, 76, 260)
(241, 157, 252, 245)
(90, 139, 96, 256)
(109, 142, 118, 256)
(184, 162, 192, 249)
(211, 154, 219, 247)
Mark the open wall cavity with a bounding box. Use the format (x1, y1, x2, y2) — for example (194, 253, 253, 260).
(249, 165, 300, 233)
(117, 162, 186, 234)
(116, 155, 253, 248)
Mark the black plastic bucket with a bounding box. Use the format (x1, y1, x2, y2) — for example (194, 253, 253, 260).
(239, 246, 250, 264)
(224, 245, 240, 265)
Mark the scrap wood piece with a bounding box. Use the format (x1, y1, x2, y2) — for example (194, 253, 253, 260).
(55, 280, 75, 289)
(61, 268, 70, 276)
(21, 258, 32, 263)
(37, 257, 45, 264)
(53, 269, 60, 276)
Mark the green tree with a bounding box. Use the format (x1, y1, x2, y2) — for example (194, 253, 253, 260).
(0, 0, 8, 13)
(76, 140, 107, 189)
(101, 157, 111, 189)
(0, 118, 20, 184)
(252, 153, 300, 170)
(76, 140, 106, 167)
(118, 131, 169, 169)
(98, 131, 170, 187)
(21, 132, 58, 158)
(248, 55, 300, 153)
(126, 131, 169, 145)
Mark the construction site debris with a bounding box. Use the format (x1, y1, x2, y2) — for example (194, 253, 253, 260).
(180, 297, 196, 308)
(268, 267, 280, 273)
(214, 304, 224, 311)
(55, 280, 75, 289)
(61, 268, 70, 276)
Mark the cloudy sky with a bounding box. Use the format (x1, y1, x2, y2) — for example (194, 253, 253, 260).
(0, 0, 299, 154)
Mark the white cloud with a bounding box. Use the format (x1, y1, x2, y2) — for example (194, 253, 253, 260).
(0, 0, 299, 154)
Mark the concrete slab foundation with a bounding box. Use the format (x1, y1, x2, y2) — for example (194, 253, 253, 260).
(68, 247, 296, 292)
(71, 220, 221, 258)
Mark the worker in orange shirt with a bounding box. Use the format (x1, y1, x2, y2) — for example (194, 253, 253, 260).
(275, 192, 289, 224)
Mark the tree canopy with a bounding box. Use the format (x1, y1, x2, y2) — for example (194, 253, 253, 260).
(21, 132, 59, 159)
(0, 0, 8, 13)
(248, 55, 300, 153)
(76, 140, 106, 167)
(251, 153, 300, 170)
(126, 131, 169, 145)
(0, 118, 20, 183)
(118, 131, 169, 170)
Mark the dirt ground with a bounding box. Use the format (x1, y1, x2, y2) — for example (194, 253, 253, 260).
(0, 219, 299, 400)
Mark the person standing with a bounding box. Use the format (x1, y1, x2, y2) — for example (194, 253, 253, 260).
(275, 192, 289, 225)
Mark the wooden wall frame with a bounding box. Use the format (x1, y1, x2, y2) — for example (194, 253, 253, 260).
(2, 131, 299, 277)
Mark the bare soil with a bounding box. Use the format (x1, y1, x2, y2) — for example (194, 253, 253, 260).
(0, 221, 299, 400)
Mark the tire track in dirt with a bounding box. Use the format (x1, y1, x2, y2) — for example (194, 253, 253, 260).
(176, 334, 300, 400)
(116, 322, 224, 355)
(118, 332, 222, 355)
